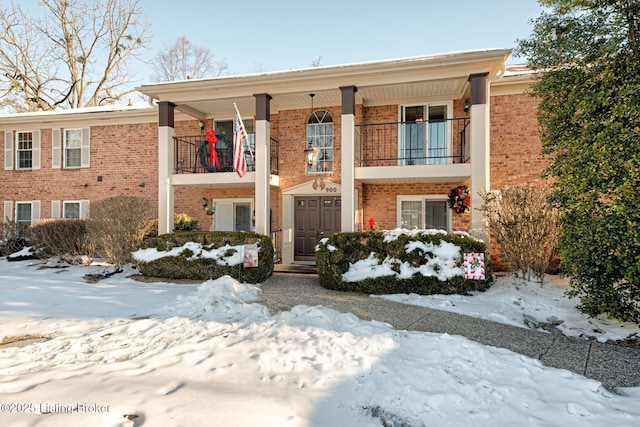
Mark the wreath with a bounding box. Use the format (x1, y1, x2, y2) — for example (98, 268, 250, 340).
(198, 141, 218, 172)
(197, 130, 222, 172)
(448, 185, 470, 214)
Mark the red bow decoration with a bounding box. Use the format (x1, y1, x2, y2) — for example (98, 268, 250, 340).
(206, 130, 220, 170)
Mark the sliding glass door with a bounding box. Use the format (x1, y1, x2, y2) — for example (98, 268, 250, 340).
(400, 103, 450, 165)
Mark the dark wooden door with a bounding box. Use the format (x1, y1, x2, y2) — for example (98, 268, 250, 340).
(294, 196, 341, 261)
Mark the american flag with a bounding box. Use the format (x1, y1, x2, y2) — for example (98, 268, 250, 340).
(233, 104, 248, 178)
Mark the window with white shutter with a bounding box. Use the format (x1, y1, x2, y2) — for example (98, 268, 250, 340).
(3, 201, 13, 221)
(4, 131, 13, 170)
(32, 130, 41, 170)
(81, 128, 90, 168)
(51, 200, 61, 219)
(52, 129, 61, 169)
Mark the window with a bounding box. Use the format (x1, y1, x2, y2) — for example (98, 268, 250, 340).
(16, 202, 32, 228)
(16, 132, 33, 169)
(5, 130, 40, 170)
(63, 202, 80, 219)
(307, 110, 333, 173)
(424, 200, 448, 230)
(400, 200, 423, 230)
(213, 199, 254, 232)
(234, 203, 252, 231)
(398, 196, 450, 231)
(64, 129, 82, 168)
(51, 200, 88, 219)
(215, 119, 255, 171)
(400, 103, 451, 165)
(53, 128, 89, 169)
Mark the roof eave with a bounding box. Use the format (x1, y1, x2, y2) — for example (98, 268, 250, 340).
(137, 48, 512, 103)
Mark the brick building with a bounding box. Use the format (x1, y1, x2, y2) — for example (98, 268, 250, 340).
(0, 49, 546, 264)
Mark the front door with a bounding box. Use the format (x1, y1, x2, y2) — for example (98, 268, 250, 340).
(294, 196, 341, 261)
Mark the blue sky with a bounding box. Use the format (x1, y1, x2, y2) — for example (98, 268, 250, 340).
(135, 0, 544, 83)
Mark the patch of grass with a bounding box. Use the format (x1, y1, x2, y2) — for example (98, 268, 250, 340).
(0, 334, 49, 345)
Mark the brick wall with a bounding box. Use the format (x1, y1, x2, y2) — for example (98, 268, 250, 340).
(490, 93, 548, 189)
(489, 92, 549, 268)
(2, 93, 547, 266)
(274, 105, 343, 190)
(362, 182, 470, 232)
(1, 121, 159, 218)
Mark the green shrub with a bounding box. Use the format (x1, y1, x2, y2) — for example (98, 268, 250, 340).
(135, 231, 274, 283)
(28, 218, 93, 263)
(316, 231, 492, 295)
(174, 213, 199, 231)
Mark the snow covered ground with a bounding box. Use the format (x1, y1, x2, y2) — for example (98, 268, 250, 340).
(1, 258, 639, 427)
(376, 274, 640, 343)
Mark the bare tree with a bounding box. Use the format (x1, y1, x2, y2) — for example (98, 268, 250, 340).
(0, 0, 150, 112)
(248, 61, 266, 74)
(151, 36, 228, 81)
(310, 56, 322, 67)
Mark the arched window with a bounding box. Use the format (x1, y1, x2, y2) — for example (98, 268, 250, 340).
(306, 110, 333, 173)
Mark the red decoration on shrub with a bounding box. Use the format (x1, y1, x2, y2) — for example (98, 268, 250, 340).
(368, 218, 378, 232)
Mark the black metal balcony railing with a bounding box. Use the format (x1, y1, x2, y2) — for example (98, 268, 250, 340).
(355, 118, 470, 167)
(173, 133, 279, 175)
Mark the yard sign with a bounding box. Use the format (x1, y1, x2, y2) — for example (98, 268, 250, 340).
(463, 253, 485, 280)
(243, 243, 259, 268)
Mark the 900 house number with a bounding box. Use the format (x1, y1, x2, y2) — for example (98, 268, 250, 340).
(325, 187, 337, 193)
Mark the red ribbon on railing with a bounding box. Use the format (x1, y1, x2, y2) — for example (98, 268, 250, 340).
(206, 130, 220, 170)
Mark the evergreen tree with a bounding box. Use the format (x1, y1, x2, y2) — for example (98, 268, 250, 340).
(517, 0, 640, 322)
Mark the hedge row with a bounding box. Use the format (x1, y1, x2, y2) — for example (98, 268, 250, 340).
(315, 231, 493, 295)
(135, 231, 274, 283)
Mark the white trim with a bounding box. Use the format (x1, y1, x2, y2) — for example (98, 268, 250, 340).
(63, 128, 83, 169)
(63, 200, 82, 219)
(396, 195, 451, 232)
(281, 180, 342, 264)
(15, 130, 38, 170)
(212, 198, 254, 232)
(306, 109, 334, 174)
(15, 201, 34, 226)
(398, 101, 453, 165)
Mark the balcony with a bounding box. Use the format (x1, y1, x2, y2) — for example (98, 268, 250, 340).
(354, 118, 471, 184)
(173, 133, 279, 175)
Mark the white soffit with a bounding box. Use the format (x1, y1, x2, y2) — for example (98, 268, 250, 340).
(138, 49, 511, 116)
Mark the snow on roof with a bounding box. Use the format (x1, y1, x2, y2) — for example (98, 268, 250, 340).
(0, 101, 154, 120)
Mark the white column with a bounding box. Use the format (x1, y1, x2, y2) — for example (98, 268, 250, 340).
(340, 86, 357, 232)
(281, 194, 293, 264)
(469, 73, 490, 245)
(254, 94, 272, 235)
(158, 102, 175, 235)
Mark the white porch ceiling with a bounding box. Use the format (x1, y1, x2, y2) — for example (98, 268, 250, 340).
(177, 77, 471, 118)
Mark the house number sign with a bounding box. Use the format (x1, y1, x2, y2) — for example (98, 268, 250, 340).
(325, 187, 338, 193)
